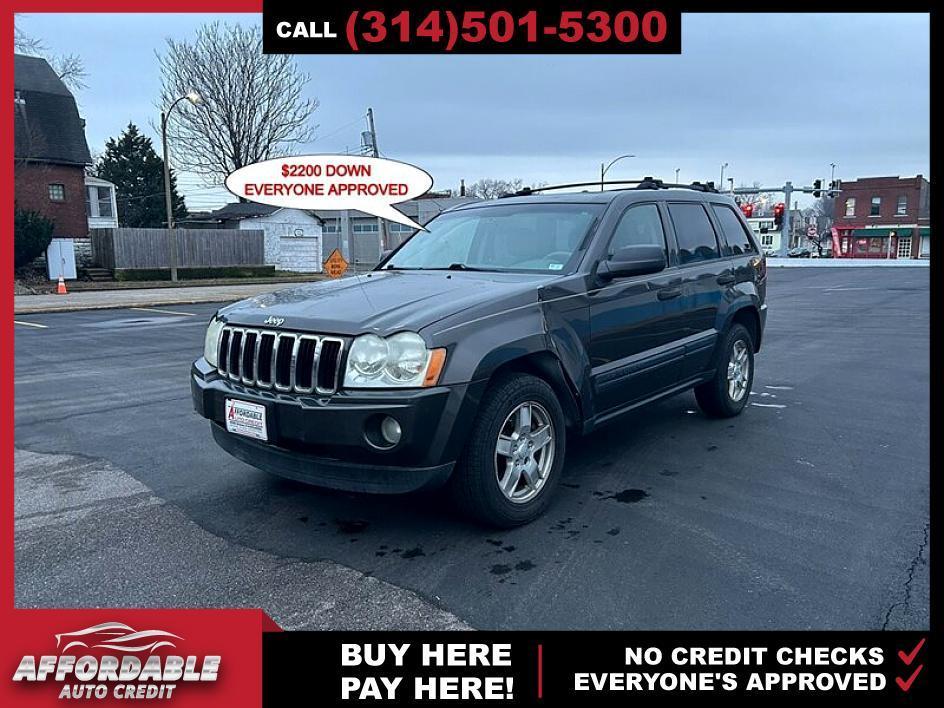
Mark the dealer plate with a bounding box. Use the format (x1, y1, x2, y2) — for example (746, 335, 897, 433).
(224, 399, 268, 441)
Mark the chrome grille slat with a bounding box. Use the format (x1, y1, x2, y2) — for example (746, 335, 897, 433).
(217, 326, 343, 395)
(252, 331, 262, 384)
(228, 329, 243, 382)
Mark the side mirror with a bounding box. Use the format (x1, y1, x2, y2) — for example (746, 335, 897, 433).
(597, 245, 666, 280)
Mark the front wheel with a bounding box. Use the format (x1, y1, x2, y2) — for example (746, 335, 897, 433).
(450, 374, 566, 527)
(694, 324, 754, 418)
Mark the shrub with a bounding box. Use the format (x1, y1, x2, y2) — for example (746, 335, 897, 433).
(14, 206, 55, 269)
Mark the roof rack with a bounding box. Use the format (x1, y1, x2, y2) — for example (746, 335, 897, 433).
(507, 177, 719, 197)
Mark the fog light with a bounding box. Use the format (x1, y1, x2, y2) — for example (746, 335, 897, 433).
(380, 416, 402, 445)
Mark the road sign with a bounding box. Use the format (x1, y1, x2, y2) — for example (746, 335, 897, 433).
(323, 248, 349, 278)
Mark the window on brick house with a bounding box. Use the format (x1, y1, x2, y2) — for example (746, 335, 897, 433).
(844, 198, 855, 217)
(870, 197, 881, 216)
(48, 184, 66, 202)
(896, 195, 907, 216)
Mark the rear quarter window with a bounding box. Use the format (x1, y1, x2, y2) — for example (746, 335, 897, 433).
(667, 202, 721, 265)
(711, 204, 758, 256)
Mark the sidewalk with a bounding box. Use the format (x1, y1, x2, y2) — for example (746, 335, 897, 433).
(14, 282, 305, 314)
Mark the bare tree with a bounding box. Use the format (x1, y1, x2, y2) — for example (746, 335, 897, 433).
(465, 178, 525, 200)
(14, 22, 87, 90)
(158, 22, 318, 185)
(49, 54, 88, 90)
(14, 25, 44, 54)
(735, 181, 777, 217)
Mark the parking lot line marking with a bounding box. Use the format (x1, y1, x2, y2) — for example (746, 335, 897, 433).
(14, 320, 48, 329)
(751, 402, 786, 409)
(129, 307, 198, 317)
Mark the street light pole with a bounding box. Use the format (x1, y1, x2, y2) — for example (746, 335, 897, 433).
(161, 91, 202, 282)
(600, 154, 636, 191)
(675, 168, 680, 183)
(720, 162, 728, 189)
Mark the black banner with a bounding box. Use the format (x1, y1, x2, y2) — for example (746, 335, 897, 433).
(263, 631, 930, 705)
(262, 0, 681, 54)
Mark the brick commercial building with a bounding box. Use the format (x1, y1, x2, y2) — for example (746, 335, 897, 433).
(830, 175, 930, 259)
(14, 54, 92, 239)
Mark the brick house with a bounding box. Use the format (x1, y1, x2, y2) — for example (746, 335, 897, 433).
(830, 175, 930, 259)
(14, 54, 92, 240)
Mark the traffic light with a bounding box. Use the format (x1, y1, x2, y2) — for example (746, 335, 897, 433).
(829, 179, 840, 195)
(740, 203, 754, 218)
(773, 202, 785, 228)
(813, 179, 822, 198)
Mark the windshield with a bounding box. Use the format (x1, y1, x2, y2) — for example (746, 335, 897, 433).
(383, 202, 602, 273)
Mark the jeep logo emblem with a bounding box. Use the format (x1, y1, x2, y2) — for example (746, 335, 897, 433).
(263, 315, 285, 327)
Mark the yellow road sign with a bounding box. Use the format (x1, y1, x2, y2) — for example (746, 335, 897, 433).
(323, 248, 349, 278)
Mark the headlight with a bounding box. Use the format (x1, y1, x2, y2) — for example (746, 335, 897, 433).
(348, 334, 388, 376)
(344, 332, 446, 389)
(204, 316, 225, 367)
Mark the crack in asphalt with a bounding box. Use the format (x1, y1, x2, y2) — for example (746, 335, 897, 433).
(880, 521, 930, 630)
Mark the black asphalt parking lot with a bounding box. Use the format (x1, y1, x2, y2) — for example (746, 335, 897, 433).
(14, 267, 929, 630)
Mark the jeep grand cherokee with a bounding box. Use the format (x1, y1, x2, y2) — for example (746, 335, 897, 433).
(192, 179, 767, 527)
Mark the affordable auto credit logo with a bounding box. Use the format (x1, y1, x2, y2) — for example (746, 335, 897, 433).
(12, 621, 221, 700)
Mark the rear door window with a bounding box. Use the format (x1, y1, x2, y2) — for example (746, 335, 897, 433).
(711, 204, 758, 256)
(667, 203, 721, 265)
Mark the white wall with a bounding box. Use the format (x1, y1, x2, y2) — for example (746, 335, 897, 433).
(238, 209, 322, 267)
(278, 237, 322, 273)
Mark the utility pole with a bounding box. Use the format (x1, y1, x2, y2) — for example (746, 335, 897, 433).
(780, 181, 793, 258)
(366, 106, 389, 260)
(720, 162, 728, 189)
(675, 168, 680, 183)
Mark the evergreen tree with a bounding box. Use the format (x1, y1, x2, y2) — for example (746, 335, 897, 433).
(94, 123, 187, 227)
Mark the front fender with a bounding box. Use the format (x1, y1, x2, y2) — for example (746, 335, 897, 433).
(426, 300, 549, 385)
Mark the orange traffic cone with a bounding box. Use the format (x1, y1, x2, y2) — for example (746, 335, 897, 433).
(56, 275, 68, 295)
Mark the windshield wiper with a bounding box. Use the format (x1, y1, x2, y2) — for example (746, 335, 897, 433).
(385, 263, 493, 272)
(444, 263, 490, 271)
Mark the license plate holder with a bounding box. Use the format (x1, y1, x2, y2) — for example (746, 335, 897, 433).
(224, 398, 268, 441)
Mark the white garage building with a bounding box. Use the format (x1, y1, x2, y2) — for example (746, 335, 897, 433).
(195, 203, 324, 273)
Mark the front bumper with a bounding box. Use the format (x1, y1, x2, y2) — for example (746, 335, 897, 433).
(191, 358, 483, 493)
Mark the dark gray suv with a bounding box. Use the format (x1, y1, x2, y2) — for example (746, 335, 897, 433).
(192, 179, 767, 526)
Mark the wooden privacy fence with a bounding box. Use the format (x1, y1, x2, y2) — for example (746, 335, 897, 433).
(90, 228, 265, 269)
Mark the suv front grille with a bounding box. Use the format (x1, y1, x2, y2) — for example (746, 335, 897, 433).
(217, 326, 344, 394)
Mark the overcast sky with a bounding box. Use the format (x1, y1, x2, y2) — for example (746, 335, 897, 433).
(18, 12, 930, 210)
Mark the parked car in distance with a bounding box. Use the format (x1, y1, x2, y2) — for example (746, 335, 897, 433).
(192, 178, 767, 526)
(788, 246, 812, 258)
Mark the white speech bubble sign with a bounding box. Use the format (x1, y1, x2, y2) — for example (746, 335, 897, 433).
(224, 155, 433, 230)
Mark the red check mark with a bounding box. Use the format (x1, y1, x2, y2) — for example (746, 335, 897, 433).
(896, 665, 923, 692)
(898, 637, 925, 665)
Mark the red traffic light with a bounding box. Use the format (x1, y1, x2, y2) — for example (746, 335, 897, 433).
(773, 202, 785, 227)
(740, 203, 754, 218)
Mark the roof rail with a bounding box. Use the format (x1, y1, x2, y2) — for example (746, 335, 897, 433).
(507, 177, 719, 197)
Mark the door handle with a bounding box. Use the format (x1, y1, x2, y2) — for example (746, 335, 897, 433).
(717, 273, 736, 285)
(657, 287, 682, 300)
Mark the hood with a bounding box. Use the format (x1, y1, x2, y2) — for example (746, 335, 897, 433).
(218, 270, 546, 336)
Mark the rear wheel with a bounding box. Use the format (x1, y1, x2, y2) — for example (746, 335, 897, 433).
(694, 324, 754, 418)
(450, 374, 565, 527)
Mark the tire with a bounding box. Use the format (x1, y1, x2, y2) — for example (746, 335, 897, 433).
(450, 374, 566, 527)
(694, 323, 754, 418)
